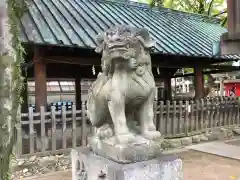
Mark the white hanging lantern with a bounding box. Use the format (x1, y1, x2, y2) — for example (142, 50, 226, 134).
(92, 65, 96, 75)
(157, 66, 160, 75)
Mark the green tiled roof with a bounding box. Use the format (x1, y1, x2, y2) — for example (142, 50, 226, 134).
(20, 0, 238, 59)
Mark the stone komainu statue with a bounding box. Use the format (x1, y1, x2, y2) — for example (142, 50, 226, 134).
(87, 25, 161, 144)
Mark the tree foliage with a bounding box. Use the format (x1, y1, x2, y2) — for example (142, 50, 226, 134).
(148, 0, 227, 27)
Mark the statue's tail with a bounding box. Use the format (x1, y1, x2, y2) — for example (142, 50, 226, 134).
(86, 74, 109, 127)
(86, 95, 102, 127)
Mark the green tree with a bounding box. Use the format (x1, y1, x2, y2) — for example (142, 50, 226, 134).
(0, 0, 27, 179)
(149, 0, 227, 26)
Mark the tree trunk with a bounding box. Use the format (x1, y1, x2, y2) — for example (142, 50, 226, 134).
(0, 1, 17, 179)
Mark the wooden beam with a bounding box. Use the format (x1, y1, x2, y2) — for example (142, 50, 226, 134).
(173, 65, 240, 78)
(43, 55, 101, 66)
(151, 58, 210, 68)
(173, 68, 240, 78)
(151, 54, 233, 67)
(43, 54, 232, 68)
(209, 65, 240, 71)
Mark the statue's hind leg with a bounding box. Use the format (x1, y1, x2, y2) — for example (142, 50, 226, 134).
(139, 90, 161, 140)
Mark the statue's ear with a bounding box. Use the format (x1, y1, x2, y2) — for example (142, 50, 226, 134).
(135, 28, 155, 49)
(95, 33, 105, 53)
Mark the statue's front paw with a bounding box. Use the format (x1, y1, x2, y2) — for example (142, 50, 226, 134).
(142, 131, 161, 140)
(148, 124, 157, 131)
(116, 133, 135, 144)
(96, 124, 113, 139)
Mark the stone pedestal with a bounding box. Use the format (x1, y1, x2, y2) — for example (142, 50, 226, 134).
(89, 135, 163, 163)
(71, 147, 183, 180)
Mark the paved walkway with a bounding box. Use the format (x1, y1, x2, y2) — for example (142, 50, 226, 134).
(186, 138, 240, 160)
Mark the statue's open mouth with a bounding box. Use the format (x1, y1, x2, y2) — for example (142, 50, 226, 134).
(108, 44, 128, 53)
(106, 43, 134, 61)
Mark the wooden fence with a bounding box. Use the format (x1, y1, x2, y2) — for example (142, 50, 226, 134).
(155, 97, 240, 138)
(16, 96, 240, 157)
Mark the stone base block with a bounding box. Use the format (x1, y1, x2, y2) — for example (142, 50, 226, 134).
(88, 135, 163, 163)
(71, 148, 183, 180)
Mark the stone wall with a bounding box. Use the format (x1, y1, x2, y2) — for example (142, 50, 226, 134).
(162, 126, 240, 150)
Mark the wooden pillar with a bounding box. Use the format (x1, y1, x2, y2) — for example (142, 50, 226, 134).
(236, 1, 240, 33)
(34, 50, 47, 112)
(163, 76, 172, 100)
(227, 0, 236, 35)
(227, 0, 240, 34)
(157, 87, 161, 100)
(219, 78, 224, 96)
(75, 76, 81, 110)
(21, 68, 28, 113)
(221, 0, 240, 55)
(194, 67, 204, 100)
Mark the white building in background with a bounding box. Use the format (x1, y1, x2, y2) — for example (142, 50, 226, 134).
(171, 77, 191, 93)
